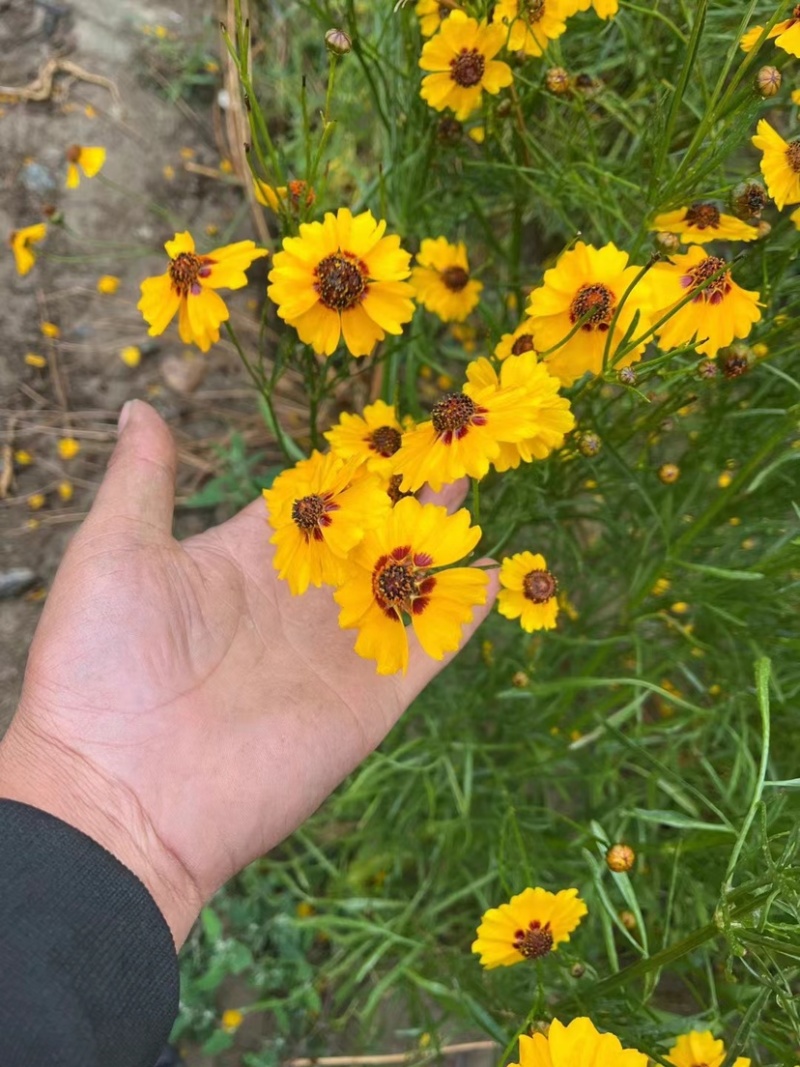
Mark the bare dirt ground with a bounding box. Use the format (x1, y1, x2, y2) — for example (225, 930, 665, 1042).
(0, 0, 303, 734)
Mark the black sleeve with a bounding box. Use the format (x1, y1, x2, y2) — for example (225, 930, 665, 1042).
(0, 799, 180, 1067)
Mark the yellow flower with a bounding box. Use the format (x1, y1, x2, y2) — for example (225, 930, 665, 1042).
(57, 480, 74, 502)
(563, 0, 619, 18)
(97, 274, 121, 294)
(57, 437, 81, 460)
(419, 12, 513, 121)
(497, 552, 559, 631)
(666, 1030, 750, 1067)
(268, 208, 414, 358)
(525, 242, 653, 386)
(24, 353, 47, 368)
(41, 321, 60, 338)
(495, 318, 539, 361)
(14, 450, 33, 466)
(27, 493, 46, 511)
(752, 119, 800, 210)
(393, 355, 562, 492)
(651, 203, 758, 244)
(263, 451, 391, 596)
(472, 887, 587, 969)
(495, 0, 571, 56)
(221, 1009, 244, 1034)
(334, 496, 487, 676)
(119, 345, 142, 368)
(649, 246, 761, 358)
(324, 400, 404, 477)
(741, 10, 800, 58)
(466, 352, 575, 472)
(254, 178, 315, 213)
(410, 237, 483, 323)
(509, 1018, 648, 1067)
(9, 223, 47, 276)
(138, 231, 268, 353)
(416, 0, 450, 37)
(65, 145, 106, 188)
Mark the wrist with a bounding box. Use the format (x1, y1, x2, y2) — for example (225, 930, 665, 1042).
(0, 715, 203, 947)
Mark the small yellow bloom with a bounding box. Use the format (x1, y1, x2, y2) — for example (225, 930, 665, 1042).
(138, 231, 268, 352)
(667, 1030, 750, 1067)
(97, 274, 121, 294)
(495, 318, 538, 361)
(221, 1010, 244, 1034)
(564, 0, 619, 18)
(652, 577, 670, 596)
(793, 89, 800, 105)
(119, 345, 142, 368)
(651, 203, 758, 244)
(57, 480, 74, 502)
(729, 516, 741, 527)
(324, 399, 405, 477)
(84, 104, 97, 118)
(498, 552, 559, 632)
(495, 0, 571, 57)
(254, 178, 315, 213)
(65, 144, 106, 188)
(752, 342, 768, 358)
(752, 119, 800, 210)
(24, 353, 47, 368)
(27, 493, 46, 510)
(179, 147, 195, 160)
(670, 601, 689, 615)
(709, 684, 722, 697)
(419, 12, 513, 121)
(295, 901, 315, 918)
(57, 437, 81, 461)
(163, 164, 175, 181)
(472, 887, 587, 969)
(411, 237, 483, 323)
(41, 322, 60, 339)
(219, 158, 233, 174)
(717, 471, 733, 488)
(658, 462, 680, 484)
(14, 450, 33, 466)
(9, 223, 47, 276)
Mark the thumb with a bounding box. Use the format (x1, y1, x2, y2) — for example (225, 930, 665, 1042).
(85, 400, 177, 539)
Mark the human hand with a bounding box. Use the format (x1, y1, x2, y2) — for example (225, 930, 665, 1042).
(0, 401, 498, 946)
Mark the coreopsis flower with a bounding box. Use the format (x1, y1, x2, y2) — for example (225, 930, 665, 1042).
(416, 0, 450, 37)
(324, 400, 404, 476)
(65, 145, 106, 188)
(410, 237, 483, 322)
(97, 274, 121, 294)
(651, 202, 758, 244)
(509, 1019, 648, 1067)
(9, 223, 47, 276)
(392, 356, 559, 493)
(495, 0, 570, 58)
(254, 178, 315, 213)
(495, 318, 539, 361)
(649, 246, 761, 358)
(263, 451, 391, 596)
(741, 8, 800, 58)
(752, 119, 800, 209)
(138, 231, 268, 352)
(564, 0, 619, 18)
(497, 551, 559, 631)
(472, 887, 587, 968)
(334, 497, 487, 675)
(525, 242, 653, 386)
(267, 208, 414, 357)
(466, 353, 575, 471)
(419, 12, 513, 121)
(666, 1030, 750, 1067)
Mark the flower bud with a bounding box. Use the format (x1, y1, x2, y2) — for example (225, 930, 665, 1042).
(697, 359, 718, 380)
(618, 367, 636, 386)
(512, 670, 529, 688)
(654, 231, 680, 253)
(578, 431, 601, 457)
(545, 67, 571, 95)
(756, 65, 781, 98)
(570, 962, 585, 978)
(619, 909, 637, 931)
(606, 843, 635, 873)
(658, 463, 680, 485)
(324, 28, 351, 55)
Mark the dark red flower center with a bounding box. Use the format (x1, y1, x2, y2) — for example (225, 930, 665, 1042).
(169, 251, 213, 296)
(523, 569, 557, 603)
(372, 546, 437, 621)
(786, 140, 800, 174)
(66, 144, 81, 163)
(441, 265, 470, 292)
(682, 255, 731, 305)
(291, 493, 339, 541)
(569, 283, 616, 331)
(430, 392, 488, 445)
(511, 333, 536, 355)
(368, 425, 402, 457)
(450, 48, 485, 88)
(513, 920, 553, 960)
(315, 252, 368, 311)
(685, 202, 721, 230)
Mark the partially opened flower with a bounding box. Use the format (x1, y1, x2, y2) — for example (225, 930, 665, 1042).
(751, 119, 800, 209)
(324, 400, 405, 477)
(411, 237, 483, 322)
(264, 451, 391, 596)
(495, 0, 571, 56)
(525, 242, 653, 386)
(9, 223, 47, 276)
(494, 318, 539, 361)
(497, 551, 560, 631)
(564, 0, 619, 19)
(268, 208, 414, 357)
(416, 0, 451, 37)
(65, 145, 106, 188)
(138, 231, 268, 352)
(509, 1019, 648, 1067)
(334, 496, 488, 675)
(666, 1030, 750, 1067)
(419, 12, 513, 120)
(651, 203, 758, 244)
(741, 9, 800, 58)
(649, 246, 761, 358)
(472, 887, 587, 969)
(254, 178, 315, 213)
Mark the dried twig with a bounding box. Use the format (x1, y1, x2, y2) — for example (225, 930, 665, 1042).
(284, 1041, 498, 1067)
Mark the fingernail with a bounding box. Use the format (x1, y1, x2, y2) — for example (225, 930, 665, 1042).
(118, 400, 134, 432)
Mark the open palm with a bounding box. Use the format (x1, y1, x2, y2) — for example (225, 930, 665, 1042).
(3, 402, 496, 944)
